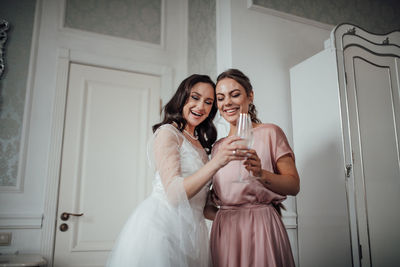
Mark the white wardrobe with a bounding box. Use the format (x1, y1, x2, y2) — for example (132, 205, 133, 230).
(290, 24, 400, 267)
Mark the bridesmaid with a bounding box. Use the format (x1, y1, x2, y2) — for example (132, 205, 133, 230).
(204, 69, 300, 267)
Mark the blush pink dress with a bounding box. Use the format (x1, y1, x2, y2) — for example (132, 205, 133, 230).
(210, 124, 295, 267)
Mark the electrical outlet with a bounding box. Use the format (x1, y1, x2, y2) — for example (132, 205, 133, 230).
(0, 232, 11, 246)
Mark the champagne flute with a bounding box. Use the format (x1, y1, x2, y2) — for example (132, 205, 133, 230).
(233, 113, 253, 183)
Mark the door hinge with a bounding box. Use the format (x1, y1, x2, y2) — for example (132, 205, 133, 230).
(359, 244, 363, 259)
(345, 164, 352, 178)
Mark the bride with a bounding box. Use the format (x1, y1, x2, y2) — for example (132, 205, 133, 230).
(107, 74, 248, 267)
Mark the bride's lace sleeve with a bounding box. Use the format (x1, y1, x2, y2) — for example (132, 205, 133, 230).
(151, 124, 187, 204)
(148, 124, 199, 260)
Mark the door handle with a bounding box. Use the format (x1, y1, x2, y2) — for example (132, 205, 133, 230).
(60, 212, 84, 221)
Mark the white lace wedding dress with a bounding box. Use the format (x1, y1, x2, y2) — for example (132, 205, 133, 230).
(106, 124, 211, 267)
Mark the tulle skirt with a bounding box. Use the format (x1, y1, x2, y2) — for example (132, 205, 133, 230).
(106, 192, 211, 267)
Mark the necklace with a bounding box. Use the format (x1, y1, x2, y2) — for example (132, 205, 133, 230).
(183, 129, 198, 140)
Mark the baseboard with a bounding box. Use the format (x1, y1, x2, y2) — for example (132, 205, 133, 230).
(0, 213, 43, 229)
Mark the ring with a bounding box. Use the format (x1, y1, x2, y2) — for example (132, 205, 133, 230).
(232, 149, 236, 155)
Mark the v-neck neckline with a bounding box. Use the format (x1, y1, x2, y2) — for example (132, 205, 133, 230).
(182, 137, 208, 163)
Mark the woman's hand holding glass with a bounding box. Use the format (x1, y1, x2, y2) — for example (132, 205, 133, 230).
(243, 149, 262, 177)
(212, 136, 248, 169)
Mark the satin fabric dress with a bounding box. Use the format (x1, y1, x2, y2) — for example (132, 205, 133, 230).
(210, 124, 295, 267)
(107, 124, 211, 267)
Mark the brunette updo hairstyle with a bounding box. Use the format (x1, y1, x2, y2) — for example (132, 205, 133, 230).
(152, 74, 217, 154)
(216, 68, 261, 124)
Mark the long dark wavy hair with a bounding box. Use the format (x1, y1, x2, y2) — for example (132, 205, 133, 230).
(216, 69, 261, 124)
(152, 74, 218, 154)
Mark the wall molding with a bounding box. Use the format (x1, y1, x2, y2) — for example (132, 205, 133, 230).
(0, 213, 43, 229)
(282, 211, 298, 229)
(58, 0, 166, 50)
(247, 0, 334, 31)
(0, 0, 42, 193)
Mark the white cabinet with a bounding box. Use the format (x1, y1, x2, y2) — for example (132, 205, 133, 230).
(290, 24, 400, 267)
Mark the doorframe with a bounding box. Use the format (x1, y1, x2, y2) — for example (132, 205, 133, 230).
(40, 48, 173, 266)
(36, 0, 188, 264)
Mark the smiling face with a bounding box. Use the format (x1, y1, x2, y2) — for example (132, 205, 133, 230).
(216, 78, 253, 126)
(182, 82, 215, 132)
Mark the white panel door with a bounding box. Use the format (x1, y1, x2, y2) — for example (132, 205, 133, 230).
(53, 63, 160, 267)
(344, 47, 400, 267)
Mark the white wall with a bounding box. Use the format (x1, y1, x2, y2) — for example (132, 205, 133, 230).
(216, 0, 332, 265)
(230, 1, 331, 138)
(0, 0, 188, 260)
